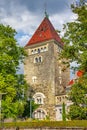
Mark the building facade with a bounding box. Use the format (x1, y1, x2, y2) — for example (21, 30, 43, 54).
(24, 16, 70, 120)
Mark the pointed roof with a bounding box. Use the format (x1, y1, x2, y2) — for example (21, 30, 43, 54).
(25, 17, 63, 47)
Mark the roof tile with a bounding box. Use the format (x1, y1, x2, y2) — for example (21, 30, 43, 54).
(25, 17, 63, 46)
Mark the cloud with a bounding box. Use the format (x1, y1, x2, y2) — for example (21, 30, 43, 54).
(0, 0, 75, 35)
(0, 0, 76, 73)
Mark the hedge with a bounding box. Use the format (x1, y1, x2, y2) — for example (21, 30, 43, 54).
(0, 120, 87, 128)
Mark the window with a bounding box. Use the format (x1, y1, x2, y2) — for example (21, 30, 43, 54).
(34, 49, 37, 54)
(59, 77, 62, 85)
(59, 97, 61, 102)
(39, 57, 42, 62)
(44, 47, 47, 51)
(59, 66, 62, 74)
(35, 57, 38, 63)
(59, 108, 62, 114)
(34, 56, 42, 63)
(33, 92, 45, 104)
(32, 76, 37, 83)
(30, 45, 48, 55)
(38, 48, 40, 53)
(36, 96, 42, 104)
(31, 50, 34, 54)
(41, 47, 44, 52)
(33, 109, 46, 119)
(58, 46, 62, 53)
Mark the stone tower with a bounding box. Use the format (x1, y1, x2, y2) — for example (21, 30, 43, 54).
(24, 16, 70, 120)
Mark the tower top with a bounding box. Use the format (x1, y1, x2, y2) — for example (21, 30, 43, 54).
(25, 17, 63, 47)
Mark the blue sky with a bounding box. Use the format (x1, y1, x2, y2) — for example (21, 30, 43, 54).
(0, 0, 78, 75)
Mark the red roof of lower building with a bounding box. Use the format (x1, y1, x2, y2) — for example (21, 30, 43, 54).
(25, 17, 63, 47)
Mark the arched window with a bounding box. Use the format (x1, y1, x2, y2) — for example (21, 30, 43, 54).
(41, 47, 43, 52)
(38, 48, 40, 53)
(59, 66, 62, 75)
(44, 47, 47, 51)
(34, 49, 37, 54)
(32, 76, 37, 83)
(59, 77, 62, 85)
(39, 57, 42, 62)
(33, 92, 45, 104)
(35, 57, 38, 63)
(33, 109, 47, 119)
(31, 50, 33, 54)
(34, 56, 42, 63)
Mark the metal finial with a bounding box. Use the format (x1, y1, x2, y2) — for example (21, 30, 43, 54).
(44, 3, 49, 18)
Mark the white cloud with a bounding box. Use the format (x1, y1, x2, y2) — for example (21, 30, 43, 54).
(50, 10, 77, 31)
(0, 0, 77, 74)
(1, 9, 40, 35)
(0, 0, 76, 37)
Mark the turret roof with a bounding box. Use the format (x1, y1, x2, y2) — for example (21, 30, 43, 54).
(25, 17, 63, 47)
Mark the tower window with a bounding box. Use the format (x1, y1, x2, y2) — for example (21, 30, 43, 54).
(35, 57, 38, 63)
(39, 57, 42, 62)
(44, 47, 47, 51)
(59, 66, 62, 74)
(34, 49, 37, 54)
(34, 56, 42, 63)
(41, 48, 44, 52)
(33, 92, 45, 105)
(32, 76, 37, 83)
(59, 77, 62, 85)
(38, 48, 40, 53)
(31, 50, 34, 54)
(37, 96, 42, 104)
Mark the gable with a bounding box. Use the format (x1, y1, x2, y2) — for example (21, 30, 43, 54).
(25, 17, 63, 47)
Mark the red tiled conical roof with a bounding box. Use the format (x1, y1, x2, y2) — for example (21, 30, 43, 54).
(25, 17, 63, 47)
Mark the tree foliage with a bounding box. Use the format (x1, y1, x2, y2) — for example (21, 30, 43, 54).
(0, 24, 28, 119)
(61, 0, 87, 119)
(62, 102, 66, 121)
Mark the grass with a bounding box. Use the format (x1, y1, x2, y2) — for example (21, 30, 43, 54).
(0, 120, 87, 129)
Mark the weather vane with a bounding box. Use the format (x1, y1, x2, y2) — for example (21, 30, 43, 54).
(44, 2, 49, 18)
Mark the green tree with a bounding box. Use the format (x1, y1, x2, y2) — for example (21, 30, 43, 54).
(62, 102, 66, 121)
(0, 24, 28, 119)
(61, 0, 87, 119)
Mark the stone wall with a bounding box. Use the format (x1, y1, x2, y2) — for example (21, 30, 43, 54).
(24, 39, 70, 120)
